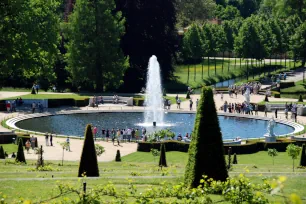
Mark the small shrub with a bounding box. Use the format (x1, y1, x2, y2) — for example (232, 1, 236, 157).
(16, 138, 26, 163)
(27, 165, 61, 172)
(130, 171, 142, 176)
(115, 150, 121, 162)
(233, 153, 238, 164)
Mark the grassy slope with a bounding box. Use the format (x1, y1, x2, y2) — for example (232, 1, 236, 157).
(282, 80, 306, 93)
(0, 150, 305, 202)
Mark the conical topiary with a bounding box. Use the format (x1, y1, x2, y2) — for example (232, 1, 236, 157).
(0, 146, 5, 159)
(186, 91, 190, 99)
(16, 138, 26, 163)
(159, 143, 167, 167)
(298, 94, 303, 102)
(233, 153, 238, 164)
(31, 87, 36, 94)
(115, 150, 121, 162)
(264, 95, 269, 102)
(184, 87, 228, 188)
(78, 124, 99, 177)
(299, 144, 306, 166)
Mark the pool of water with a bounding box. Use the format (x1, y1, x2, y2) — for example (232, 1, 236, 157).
(16, 112, 294, 140)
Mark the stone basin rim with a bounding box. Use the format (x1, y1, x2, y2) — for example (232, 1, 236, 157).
(5, 110, 304, 140)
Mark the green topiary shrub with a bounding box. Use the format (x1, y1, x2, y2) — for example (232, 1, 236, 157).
(184, 87, 228, 188)
(300, 144, 306, 166)
(298, 94, 303, 102)
(16, 138, 26, 163)
(115, 150, 121, 162)
(264, 95, 269, 102)
(78, 124, 99, 177)
(0, 146, 5, 159)
(31, 87, 36, 94)
(159, 143, 167, 167)
(186, 91, 190, 99)
(233, 153, 238, 164)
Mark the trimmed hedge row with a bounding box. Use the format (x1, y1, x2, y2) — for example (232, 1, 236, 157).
(0, 133, 17, 144)
(48, 98, 89, 108)
(0, 100, 6, 111)
(280, 82, 295, 89)
(137, 140, 301, 154)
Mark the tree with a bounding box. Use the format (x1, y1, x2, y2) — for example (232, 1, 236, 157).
(36, 145, 44, 169)
(267, 148, 278, 165)
(116, 0, 177, 92)
(67, 0, 128, 92)
(286, 144, 301, 172)
(159, 143, 167, 168)
(176, 0, 216, 27)
(299, 144, 306, 167)
(215, 5, 241, 20)
(233, 153, 238, 164)
(115, 150, 121, 162)
(78, 125, 99, 177)
(298, 94, 303, 102)
(184, 87, 228, 188)
(0, 0, 60, 87)
(290, 22, 306, 67)
(151, 148, 160, 162)
(0, 146, 5, 159)
(59, 141, 69, 166)
(16, 138, 26, 163)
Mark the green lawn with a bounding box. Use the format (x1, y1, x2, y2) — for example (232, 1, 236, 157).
(0, 150, 306, 202)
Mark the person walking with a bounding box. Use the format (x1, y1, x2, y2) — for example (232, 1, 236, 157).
(196, 99, 199, 107)
(106, 129, 110, 142)
(32, 102, 36, 113)
(66, 137, 70, 151)
(25, 140, 31, 154)
(45, 133, 49, 146)
(285, 108, 288, 119)
(254, 104, 258, 115)
(50, 133, 53, 146)
(111, 128, 116, 145)
(30, 136, 36, 150)
(177, 98, 181, 109)
(264, 105, 268, 117)
(189, 99, 193, 111)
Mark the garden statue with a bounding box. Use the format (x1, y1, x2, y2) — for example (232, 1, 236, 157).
(244, 88, 250, 104)
(267, 118, 276, 136)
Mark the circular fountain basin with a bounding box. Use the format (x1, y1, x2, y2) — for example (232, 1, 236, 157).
(11, 111, 299, 140)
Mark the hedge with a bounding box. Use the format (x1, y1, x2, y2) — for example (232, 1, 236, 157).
(0, 133, 17, 144)
(137, 140, 301, 154)
(48, 98, 89, 108)
(0, 100, 6, 111)
(280, 82, 295, 89)
(16, 134, 37, 147)
(133, 98, 145, 106)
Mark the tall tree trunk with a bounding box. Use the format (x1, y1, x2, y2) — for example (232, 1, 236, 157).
(194, 60, 196, 81)
(234, 54, 237, 70)
(187, 65, 190, 83)
(201, 60, 204, 79)
(240, 58, 242, 72)
(285, 53, 287, 69)
(246, 60, 249, 81)
(208, 57, 210, 76)
(214, 56, 217, 75)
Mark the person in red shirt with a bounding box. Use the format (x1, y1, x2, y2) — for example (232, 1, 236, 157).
(6, 102, 11, 112)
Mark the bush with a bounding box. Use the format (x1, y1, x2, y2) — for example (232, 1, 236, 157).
(115, 150, 121, 162)
(78, 125, 99, 177)
(16, 138, 26, 163)
(264, 95, 269, 102)
(298, 94, 303, 102)
(280, 81, 295, 89)
(0, 146, 5, 159)
(233, 153, 238, 164)
(133, 98, 145, 106)
(159, 143, 167, 167)
(184, 87, 228, 188)
(300, 144, 306, 166)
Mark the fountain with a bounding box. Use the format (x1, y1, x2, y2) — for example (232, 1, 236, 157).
(144, 56, 164, 126)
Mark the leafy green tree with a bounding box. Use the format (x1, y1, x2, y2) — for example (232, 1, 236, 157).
(267, 148, 278, 165)
(290, 21, 306, 67)
(58, 141, 69, 166)
(184, 87, 228, 188)
(215, 5, 241, 20)
(176, 0, 216, 27)
(78, 125, 99, 177)
(286, 144, 301, 172)
(299, 144, 306, 167)
(115, 150, 121, 162)
(0, 0, 60, 87)
(67, 0, 128, 92)
(16, 138, 26, 163)
(159, 144, 167, 168)
(0, 146, 5, 159)
(116, 0, 177, 92)
(95, 144, 105, 157)
(151, 148, 160, 162)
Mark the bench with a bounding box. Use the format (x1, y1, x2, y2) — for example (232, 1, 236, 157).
(88, 96, 133, 106)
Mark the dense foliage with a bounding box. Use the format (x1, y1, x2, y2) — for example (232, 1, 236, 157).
(78, 125, 99, 177)
(184, 87, 228, 188)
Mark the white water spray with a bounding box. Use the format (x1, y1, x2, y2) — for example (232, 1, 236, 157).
(144, 55, 164, 125)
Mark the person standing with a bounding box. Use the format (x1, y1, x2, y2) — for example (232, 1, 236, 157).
(275, 108, 278, 118)
(131, 129, 136, 141)
(25, 140, 31, 154)
(111, 128, 116, 145)
(177, 98, 181, 109)
(189, 99, 193, 111)
(254, 104, 258, 115)
(32, 102, 36, 113)
(6, 101, 11, 113)
(221, 93, 223, 100)
(264, 105, 268, 117)
(66, 137, 70, 151)
(35, 84, 39, 94)
(196, 99, 199, 107)
(106, 129, 110, 142)
(101, 128, 105, 140)
(285, 107, 288, 119)
(45, 133, 49, 146)
(30, 136, 36, 149)
(135, 129, 140, 141)
(50, 133, 53, 146)
(93, 126, 97, 141)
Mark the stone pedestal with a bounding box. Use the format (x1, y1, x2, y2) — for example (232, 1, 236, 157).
(264, 133, 276, 143)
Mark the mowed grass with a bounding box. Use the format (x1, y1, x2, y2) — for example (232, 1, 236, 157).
(1, 150, 306, 202)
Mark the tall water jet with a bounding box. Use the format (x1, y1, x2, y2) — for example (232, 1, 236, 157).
(144, 56, 164, 125)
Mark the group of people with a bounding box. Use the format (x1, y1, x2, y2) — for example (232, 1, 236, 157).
(24, 136, 38, 153)
(222, 101, 259, 115)
(93, 127, 148, 145)
(177, 133, 192, 142)
(31, 83, 40, 94)
(31, 102, 44, 113)
(266, 102, 298, 121)
(226, 82, 262, 96)
(6, 98, 24, 112)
